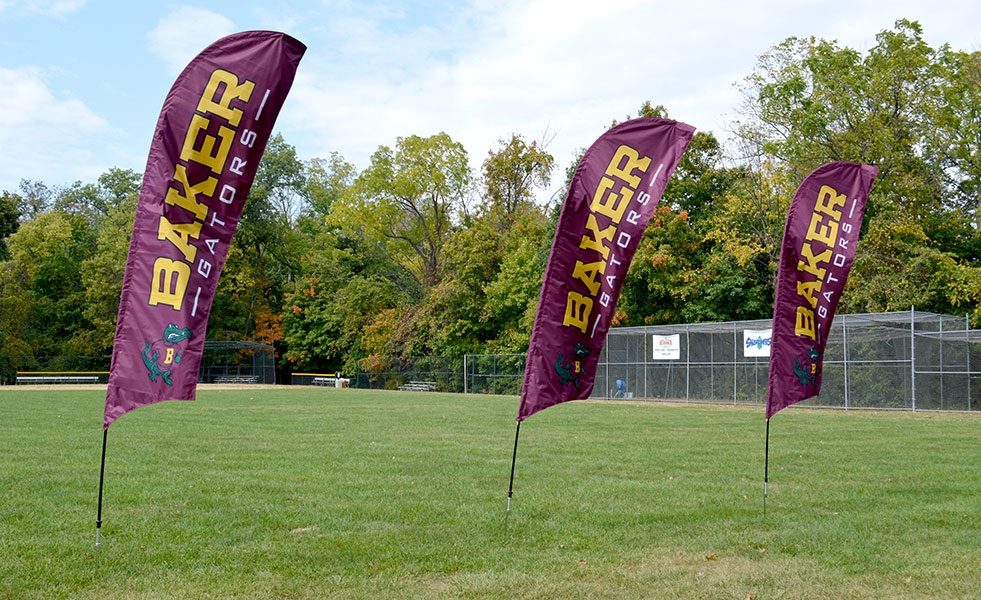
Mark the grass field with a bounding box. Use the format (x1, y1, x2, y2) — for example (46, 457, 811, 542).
(0, 387, 978, 599)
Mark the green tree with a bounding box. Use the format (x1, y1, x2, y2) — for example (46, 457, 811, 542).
(2, 211, 95, 364)
(480, 134, 554, 227)
(0, 192, 20, 260)
(843, 219, 981, 324)
(9, 179, 54, 220)
(78, 193, 137, 354)
(333, 132, 472, 292)
(481, 208, 551, 351)
(282, 211, 412, 373)
(736, 19, 980, 319)
(282, 150, 416, 372)
(663, 131, 746, 224)
(305, 152, 357, 216)
(55, 168, 140, 223)
(617, 204, 703, 326)
(212, 134, 309, 342)
(407, 217, 508, 356)
(615, 100, 758, 326)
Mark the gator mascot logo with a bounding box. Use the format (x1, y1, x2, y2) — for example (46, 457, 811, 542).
(793, 347, 821, 386)
(141, 324, 193, 385)
(554, 343, 592, 389)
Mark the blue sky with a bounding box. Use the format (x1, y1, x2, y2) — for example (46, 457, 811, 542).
(1, 0, 978, 197)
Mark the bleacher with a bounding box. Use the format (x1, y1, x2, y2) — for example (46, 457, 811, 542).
(397, 381, 437, 392)
(212, 375, 260, 384)
(290, 372, 350, 387)
(16, 374, 101, 384)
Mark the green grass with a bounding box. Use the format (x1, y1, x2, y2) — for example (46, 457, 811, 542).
(0, 387, 978, 599)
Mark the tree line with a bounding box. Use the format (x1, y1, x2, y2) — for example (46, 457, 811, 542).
(1, 20, 977, 381)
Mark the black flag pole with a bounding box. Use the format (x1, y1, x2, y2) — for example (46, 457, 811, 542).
(506, 421, 522, 512)
(763, 417, 770, 516)
(96, 427, 108, 548)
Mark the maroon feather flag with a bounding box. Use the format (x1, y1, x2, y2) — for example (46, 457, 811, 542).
(103, 31, 305, 428)
(761, 161, 876, 511)
(96, 30, 305, 546)
(517, 118, 694, 421)
(766, 162, 878, 419)
(505, 118, 693, 512)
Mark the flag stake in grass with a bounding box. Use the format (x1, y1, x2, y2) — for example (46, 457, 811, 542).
(763, 417, 770, 516)
(506, 421, 521, 512)
(95, 427, 108, 548)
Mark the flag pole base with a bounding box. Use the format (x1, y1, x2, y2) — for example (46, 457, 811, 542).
(763, 417, 770, 517)
(96, 427, 108, 549)
(506, 421, 521, 514)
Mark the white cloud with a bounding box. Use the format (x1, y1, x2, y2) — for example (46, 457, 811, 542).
(0, 66, 108, 190)
(279, 0, 981, 201)
(285, 0, 769, 189)
(147, 6, 237, 75)
(7, 0, 975, 195)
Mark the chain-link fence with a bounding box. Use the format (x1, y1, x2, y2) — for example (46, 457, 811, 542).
(463, 353, 525, 396)
(7, 311, 976, 410)
(2, 341, 276, 385)
(465, 311, 979, 411)
(199, 341, 276, 384)
(346, 355, 464, 392)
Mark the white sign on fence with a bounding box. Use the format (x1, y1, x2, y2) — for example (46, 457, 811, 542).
(652, 334, 681, 360)
(743, 328, 772, 357)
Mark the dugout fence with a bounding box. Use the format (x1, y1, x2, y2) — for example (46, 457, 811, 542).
(464, 310, 979, 412)
(0, 341, 275, 385)
(345, 355, 464, 392)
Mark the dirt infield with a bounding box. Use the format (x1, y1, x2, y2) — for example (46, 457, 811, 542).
(1, 384, 282, 392)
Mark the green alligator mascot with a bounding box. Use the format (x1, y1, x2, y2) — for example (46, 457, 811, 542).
(141, 324, 193, 385)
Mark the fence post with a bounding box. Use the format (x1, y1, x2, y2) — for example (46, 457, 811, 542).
(940, 315, 944, 410)
(463, 354, 468, 394)
(732, 322, 737, 405)
(910, 306, 916, 411)
(493, 354, 498, 396)
(685, 324, 690, 403)
(843, 318, 850, 409)
(643, 329, 648, 400)
(968, 313, 972, 411)
(709, 329, 714, 400)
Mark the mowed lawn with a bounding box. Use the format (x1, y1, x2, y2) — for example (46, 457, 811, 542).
(0, 387, 978, 599)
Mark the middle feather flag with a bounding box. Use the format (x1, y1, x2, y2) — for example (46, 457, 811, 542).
(517, 118, 694, 421)
(766, 161, 878, 419)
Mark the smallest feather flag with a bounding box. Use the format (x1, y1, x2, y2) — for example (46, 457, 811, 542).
(103, 31, 305, 428)
(766, 162, 878, 419)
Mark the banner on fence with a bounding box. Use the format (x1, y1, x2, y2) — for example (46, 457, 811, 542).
(103, 31, 305, 428)
(652, 334, 682, 360)
(743, 329, 772, 358)
(766, 162, 878, 419)
(517, 118, 694, 421)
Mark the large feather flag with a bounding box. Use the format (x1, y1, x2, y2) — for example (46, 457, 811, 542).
(517, 118, 694, 421)
(103, 31, 305, 428)
(766, 162, 878, 418)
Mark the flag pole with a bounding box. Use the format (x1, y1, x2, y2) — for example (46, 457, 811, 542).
(763, 417, 770, 516)
(506, 420, 522, 512)
(96, 427, 108, 548)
